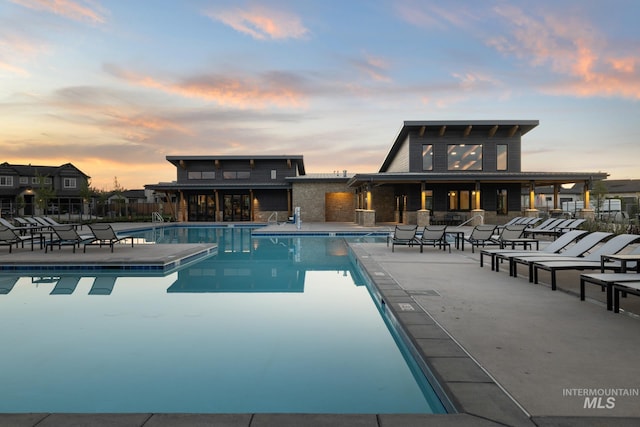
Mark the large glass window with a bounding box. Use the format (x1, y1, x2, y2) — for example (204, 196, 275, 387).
(422, 144, 433, 171)
(448, 144, 482, 170)
(0, 176, 12, 186)
(497, 144, 508, 171)
(63, 178, 76, 188)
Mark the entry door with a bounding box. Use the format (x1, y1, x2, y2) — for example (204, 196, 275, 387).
(223, 194, 250, 221)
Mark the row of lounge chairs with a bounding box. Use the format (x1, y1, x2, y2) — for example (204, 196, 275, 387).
(479, 229, 640, 314)
(0, 223, 134, 253)
(390, 223, 541, 254)
(0, 276, 116, 295)
(389, 225, 451, 253)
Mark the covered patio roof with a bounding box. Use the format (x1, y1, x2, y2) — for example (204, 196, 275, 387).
(347, 171, 609, 188)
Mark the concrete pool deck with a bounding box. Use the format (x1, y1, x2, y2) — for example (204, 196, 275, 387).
(1, 222, 639, 426)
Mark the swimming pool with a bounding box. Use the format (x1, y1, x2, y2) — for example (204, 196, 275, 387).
(0, 227, 447, 414)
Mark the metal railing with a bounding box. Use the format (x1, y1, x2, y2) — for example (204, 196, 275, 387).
(456, 213, 484, 227)
(267, 211, 278, 224)
(152, 211, 164, 223)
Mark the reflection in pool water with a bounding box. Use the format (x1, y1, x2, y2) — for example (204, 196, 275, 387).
(0, 230, 446, 414)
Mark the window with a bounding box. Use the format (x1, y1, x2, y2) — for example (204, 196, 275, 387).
(271, 169, 277, 179)
(63, 178, 76, 188)
(448, 144, 482, 170)
(223, 171, 251, 179)
(19, 177, 28, 185)
(422, 145, 433, 171)
(189, 171, 215, 179)
(32, 177, 51, 185)
(0, 176, 13, 186)
(447, 190, 474, 211)
(497, 144, 508, 171)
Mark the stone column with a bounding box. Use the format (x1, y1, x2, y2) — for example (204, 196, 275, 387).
(417, 209, 431, 227)
(470, 209, 485, 226)
(361, 210, 376, 227)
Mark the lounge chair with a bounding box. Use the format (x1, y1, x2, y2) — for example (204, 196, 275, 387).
(492, 224, 537, 249)
(390, 225, 419, 252)
(521, 218, 562, 236)
(524, 218, 579, 239)
(0, 217, 34, 236)
(0, 277, 18, 294)
(45, 225, 94, 253)
(89, 276, 117, 295)
(479, 229, 587, 271)
(41, 216, 81, 229)
(580, 272, 640, 311)
(32, 217, 53, 228)
(464, 224, 498, 253)
(556, 218, 585, 234)
(50, 276, 81, 295)
(510, 231, 613, 282)
(532, 234, 640, 290)
(0, 226, 40, 252)
(84, 223, 134, 252)
(417, 225, 450, 253)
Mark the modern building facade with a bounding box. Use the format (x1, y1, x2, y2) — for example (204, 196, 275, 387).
(346, 120, 608, 225)
(146, 156, 306, 222)
(0, 162, 90, 217)
(146, 120, 610, 225)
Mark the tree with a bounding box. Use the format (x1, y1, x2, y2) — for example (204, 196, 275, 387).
(591, 180, 608, 216)
(34, 172, 56, 215)
(112, 176, 126, 217)
(79, 179, 93, 220)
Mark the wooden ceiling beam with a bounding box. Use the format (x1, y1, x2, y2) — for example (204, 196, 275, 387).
(488, 125, 498, 138)
(463, 125, 472, 137)
(419, 126, 426, 137)
(439, 125, 446, 136)
(508, 125, 519, 137)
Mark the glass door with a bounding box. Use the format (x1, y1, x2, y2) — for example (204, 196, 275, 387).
(223, 194, 251, 221)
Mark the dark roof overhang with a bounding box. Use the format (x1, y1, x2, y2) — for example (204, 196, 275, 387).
(145, 182, 292, 191)
(347, 171, 609, 188)
(166, 155, 306, 175)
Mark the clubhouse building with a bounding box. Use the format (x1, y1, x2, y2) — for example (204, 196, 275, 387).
(145, 120, 608, 225)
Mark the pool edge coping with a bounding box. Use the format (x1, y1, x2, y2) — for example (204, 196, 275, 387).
(348, 242, 536, 427)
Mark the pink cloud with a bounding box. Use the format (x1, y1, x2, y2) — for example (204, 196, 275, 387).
(351, 54, 392, 82)
(204, 5, 308, 40)
(488, 5, 640, 99)
(10, 0, 106, 24)
(0, 60, 29, 76)
(104, 64, 308, 109)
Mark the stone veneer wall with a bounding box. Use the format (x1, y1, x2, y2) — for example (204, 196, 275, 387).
(292, 181, 355, 222)
(373, 186, 396, 223)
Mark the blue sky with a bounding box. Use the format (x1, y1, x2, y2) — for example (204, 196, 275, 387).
(1, 0, 638, 189)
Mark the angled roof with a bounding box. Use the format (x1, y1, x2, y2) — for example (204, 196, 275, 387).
(0, 162, 90, 178)
(380, 120, 539, 172)
(602, 179, 640, 193)
(165, 155, 305, 175)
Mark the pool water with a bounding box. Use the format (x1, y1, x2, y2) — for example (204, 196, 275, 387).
(0, 228, 446, 414)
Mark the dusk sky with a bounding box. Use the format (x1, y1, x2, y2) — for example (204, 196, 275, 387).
(1, 0, 639, 190)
